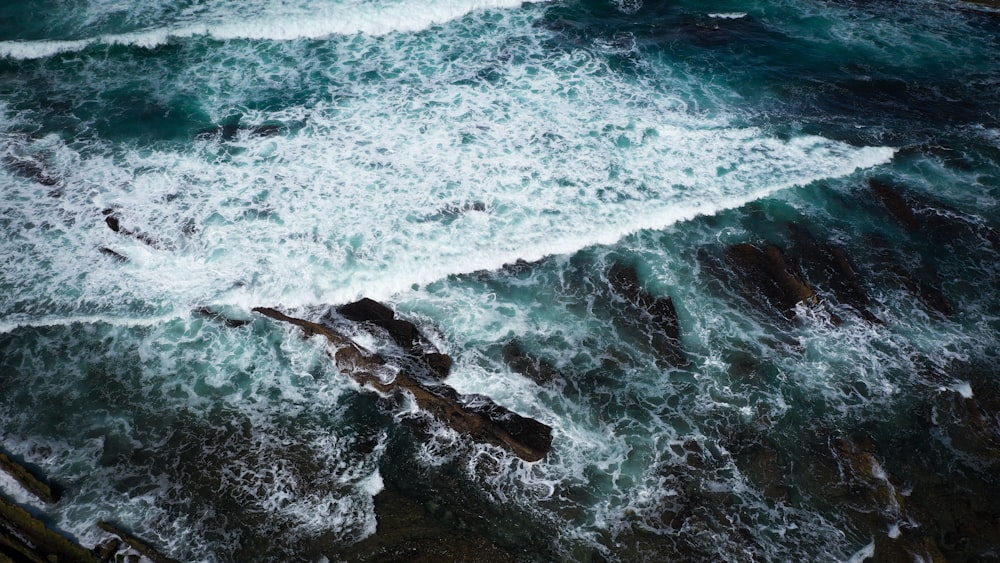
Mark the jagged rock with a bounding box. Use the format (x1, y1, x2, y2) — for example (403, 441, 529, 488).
(252, 307, 552, 462)
(502, 341, 557, 386)
(725, 243, 818, 318)
(0, 452, 60, 504)
(101, 209, 161, 250)
(786, 223, 880, 323)
(337, 298, 396, 326)
(607, 263, 686, 366)
(336, 298, 451, 378)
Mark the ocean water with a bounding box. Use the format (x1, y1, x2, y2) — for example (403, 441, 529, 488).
(0, 0, 998, 561)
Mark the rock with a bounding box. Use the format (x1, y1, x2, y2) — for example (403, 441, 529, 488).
(0, 452, 61, 504)
(502, 341, 558, 386)
(98, 247, 128, 262)
(252, 307, 553, 462)
(870, 178, 920, 231)
(866, 234, 953, 316)
(606, 263, 686, 366)
(331, 483, 519, 562)
(724, 243, 818, 318)
(423, 352, 453, 380)
(337, 298, 396, 326)
(94, 538, 121, 563)
(3, 154, 59, 187)
(101, 209, 161, 250)
(786, 223, 880, 323)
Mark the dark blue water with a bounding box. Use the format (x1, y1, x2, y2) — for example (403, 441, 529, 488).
(1, 0, 998, 561)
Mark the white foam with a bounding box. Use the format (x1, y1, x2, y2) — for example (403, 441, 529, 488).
(0, 0, 537, 60)
(708, 12, 748, 19)
(951, 381, 974, 399)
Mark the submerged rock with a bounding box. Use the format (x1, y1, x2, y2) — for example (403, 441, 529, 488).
(870, 178, 920, 231)
(606, 263, 686, 366)
(786, 223, 881, 323)
(252, 307, 552, 462)
(192, 307, 252, 328)
(866, 234, 953, 316)
(502, 340, 558, 386)
(2, 154, 59, 187)
(724, 243, 818, 318)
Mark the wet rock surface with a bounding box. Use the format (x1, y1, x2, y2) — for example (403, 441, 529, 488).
(606, 263, 686, 366)
(724, 242, 818, 318)
(253, 306, 552, 462)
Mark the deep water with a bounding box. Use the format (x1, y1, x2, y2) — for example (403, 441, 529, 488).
(1, 0, 999, 561)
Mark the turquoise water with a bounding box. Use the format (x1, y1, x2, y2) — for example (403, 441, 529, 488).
(0, 0, 998, 561)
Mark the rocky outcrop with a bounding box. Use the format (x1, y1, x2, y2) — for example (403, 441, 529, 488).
(253, 307, 552, 462)
(787, 223, 880, 323)
(502, 341, 558, 386)
(2, 154, 59, 187)
(607, 263, 686, 366)
(0, 452, 60, 504)
(725, 243, 818, 318)
(192, 307, 252, 328)
(102, 209, 161, 249)
(336, 298, 452, 380)
(866, 234, 953, 316)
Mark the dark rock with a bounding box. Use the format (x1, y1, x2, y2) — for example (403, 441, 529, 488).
(502, 341, 557, 386)
(423, 352, 453, 380)
(337, 298, 396, 326)
(252, 307, 553, 462)
(870, 178, 919, 230)
(607, 263, 686, 365)
(724, 243, 818, 318)
(383, 318, 420, 351)
(101, 209, 161, 250)
(866, 234, 953, 316)
(787, 223, 880, 323)
(332, 483, 518, 562)
(94, 538, 121, 563)
(3, 154, 59, 187)
(99, 247, 128, 262)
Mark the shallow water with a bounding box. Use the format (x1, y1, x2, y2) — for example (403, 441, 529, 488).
(1, 0, 998, 561)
